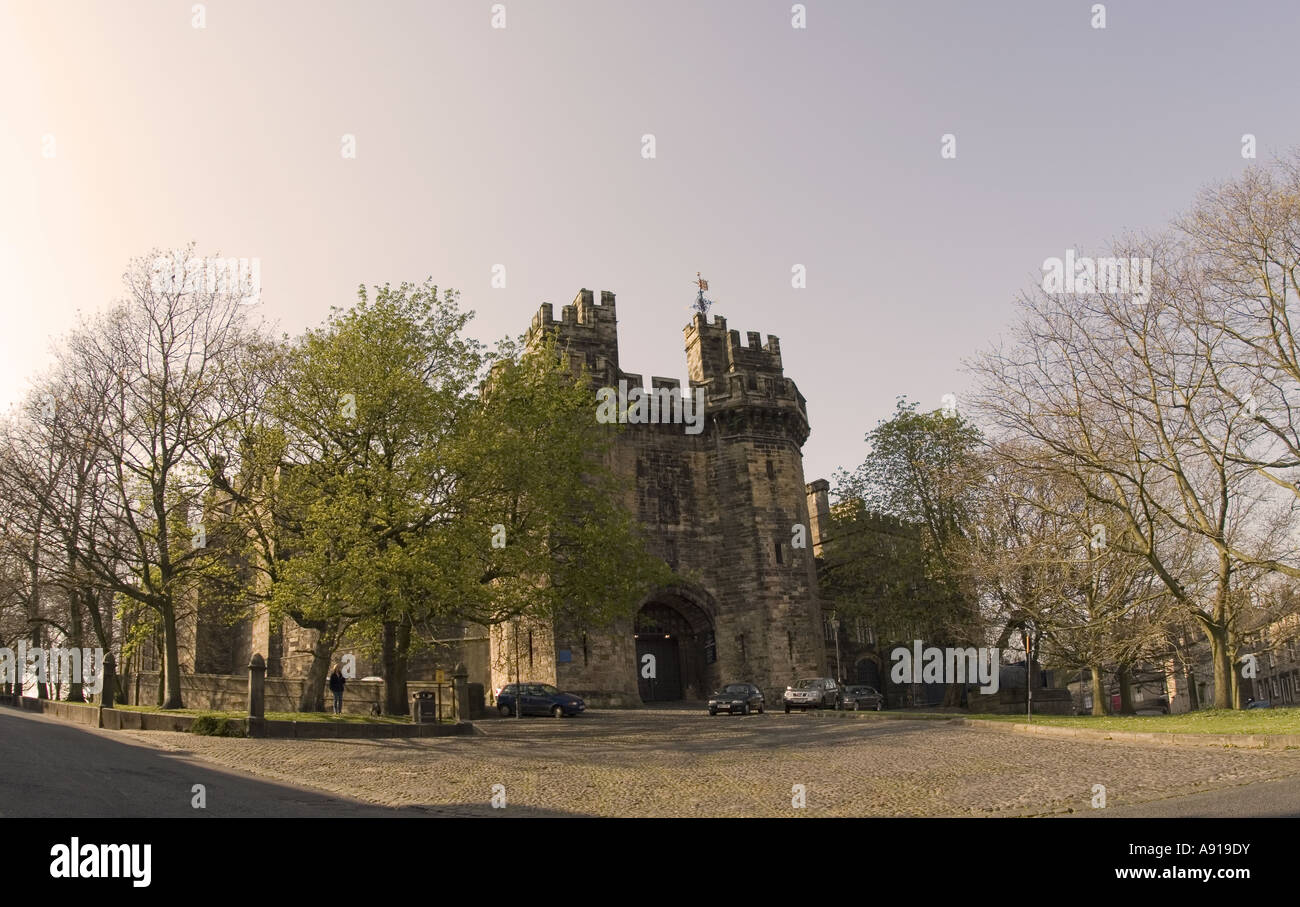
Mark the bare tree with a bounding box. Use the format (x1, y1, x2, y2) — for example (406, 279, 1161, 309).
(51, 248, 269, 709)
(956, 441, 1171, 713)
(969, 235, 1288, 708)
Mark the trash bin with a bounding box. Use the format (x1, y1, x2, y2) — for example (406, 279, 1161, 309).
(412, 689, 439, 724)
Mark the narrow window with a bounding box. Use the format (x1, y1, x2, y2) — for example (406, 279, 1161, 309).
(582, 632, 589, 666)
(766, 459, 775, 480)
(528, 630, 534, 669)
(775, 541, 784, 565)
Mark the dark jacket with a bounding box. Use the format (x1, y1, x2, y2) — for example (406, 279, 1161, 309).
(328, 671, 345, 693)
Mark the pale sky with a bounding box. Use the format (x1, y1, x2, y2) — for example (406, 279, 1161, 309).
(3, 0, 1298, 484)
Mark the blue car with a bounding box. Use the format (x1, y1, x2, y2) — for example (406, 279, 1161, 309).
(496, 682, 586, 718)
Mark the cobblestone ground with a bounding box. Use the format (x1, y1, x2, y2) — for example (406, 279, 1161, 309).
(118, 710, 1300, 817)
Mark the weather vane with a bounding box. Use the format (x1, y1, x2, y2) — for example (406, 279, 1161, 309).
(693, 272, 713, 315)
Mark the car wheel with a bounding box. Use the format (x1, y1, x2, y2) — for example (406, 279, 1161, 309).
(499, 703, 513, 717)
(552, 705, 565, 719)
(708, 707, 717, 716)
(758, 704, 764, 714)
(784, 703, 790, 713)
(853, 701, 860, 711)
(741, 703, 750, 716)
(875, 701, 882, 711)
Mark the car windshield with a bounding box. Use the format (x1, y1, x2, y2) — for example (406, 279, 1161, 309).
(795, 679, 819, 687)
(722, 684, 749, 693)
(535, 684, 560, 695)
(846, 686, 872, 694)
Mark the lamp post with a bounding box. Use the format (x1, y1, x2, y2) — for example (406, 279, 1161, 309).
(1023, 622, 1034, 723)
(831, 616, 842, 683)
(513, 621, 522, 720)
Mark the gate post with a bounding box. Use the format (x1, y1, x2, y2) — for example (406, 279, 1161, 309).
(453, 662, 470, 722)
(247, 653, 266, 719)
(100, 653, 117, 708)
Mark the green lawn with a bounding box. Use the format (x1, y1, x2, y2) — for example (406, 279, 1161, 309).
(114, 704, 413, 724)
(967, 708, 1300, 735)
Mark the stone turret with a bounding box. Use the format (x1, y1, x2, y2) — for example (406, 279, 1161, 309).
(528, 288, 620, 384)
(494, 287, 828, 704)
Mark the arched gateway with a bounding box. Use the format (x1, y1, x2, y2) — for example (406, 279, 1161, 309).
(634, 588, 719, 702)
(486, 290, 830, 706)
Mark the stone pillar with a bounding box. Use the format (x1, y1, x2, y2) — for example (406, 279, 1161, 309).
(100, 653, 117, 708)
(247, 653, 266, 719)
(453, 662, 470, 722)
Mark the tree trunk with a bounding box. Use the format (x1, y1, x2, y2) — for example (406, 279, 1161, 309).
(1186, 665, 1199, 711)
(67, 592, 85, 702)
(382, 619, 411, 715)
(1227, 629, 1243, 708)
(1203, 622, 1233, 709)
(28, 515, 44, 700)
(30, 626, 44, 699)
(78, 587, 115, 703)
(160, 601, 184, 709)
(942, 681, 962, 707)
(1090, 665, 1107, 716)
(297, 625, 340, 712)
(1117, 664, 1134, 715)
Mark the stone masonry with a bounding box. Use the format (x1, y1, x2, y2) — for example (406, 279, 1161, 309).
(491, 289, 828, 705)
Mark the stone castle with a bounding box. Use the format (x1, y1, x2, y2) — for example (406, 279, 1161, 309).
(491, 289, 828, 705)
(159, 288, 836, 707)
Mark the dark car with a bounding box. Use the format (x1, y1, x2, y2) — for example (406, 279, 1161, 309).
(1246, 698, 1272, 709)
(495, 683, 586, 718)
(708, 683, 765, 716)
(783, 677, 840, 712)
(838, 685, 883, 711)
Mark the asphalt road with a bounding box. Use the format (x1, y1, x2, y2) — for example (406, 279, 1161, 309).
(1084, 774, 1300, 818)
(0, 707, 417, 818)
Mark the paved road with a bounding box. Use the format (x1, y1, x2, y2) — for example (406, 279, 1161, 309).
(7, 705, 1300, 817)
(102, 709, 1300, 817)
(1083, 773, 1300, 817)
(0, 707, 423, 817)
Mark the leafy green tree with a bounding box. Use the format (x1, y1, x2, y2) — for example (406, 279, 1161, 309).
(251, 281, 669, 713)
(825, 398, 986, 705)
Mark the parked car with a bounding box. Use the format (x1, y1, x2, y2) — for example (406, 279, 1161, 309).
(496, 683, 586, 718)
(838, 685, 883, 711)
(708, 683, 765, 716)
(783, 677, 840, 712)
(1246, 698, 1272, 709)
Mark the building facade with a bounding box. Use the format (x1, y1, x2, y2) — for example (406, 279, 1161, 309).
(491, 289, 828, 705)
(164, 287, 829, 708)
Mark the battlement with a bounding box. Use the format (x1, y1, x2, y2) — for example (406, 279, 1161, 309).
(529, 288, 620, 377)
(685, 310, 784, 385)
(528, 291, 806, 443)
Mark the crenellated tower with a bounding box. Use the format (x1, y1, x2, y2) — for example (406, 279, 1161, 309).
(494, 288, 827, 706)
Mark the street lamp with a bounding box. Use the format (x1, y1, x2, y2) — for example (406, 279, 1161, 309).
(1022, 621, 1035, 723)
(830, 616, 842, 683)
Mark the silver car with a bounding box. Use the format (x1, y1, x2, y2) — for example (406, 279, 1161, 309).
(783, 677, 840, 712)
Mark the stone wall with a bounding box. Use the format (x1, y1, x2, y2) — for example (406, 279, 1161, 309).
(967, 688, 1073, 715)
(508, 295, 827, 706)
(124, 672, 477, 718)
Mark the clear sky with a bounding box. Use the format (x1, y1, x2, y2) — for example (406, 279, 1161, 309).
(3, 0, 1298, 484)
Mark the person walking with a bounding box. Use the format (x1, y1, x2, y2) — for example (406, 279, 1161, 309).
(328, 664, 346, 714)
